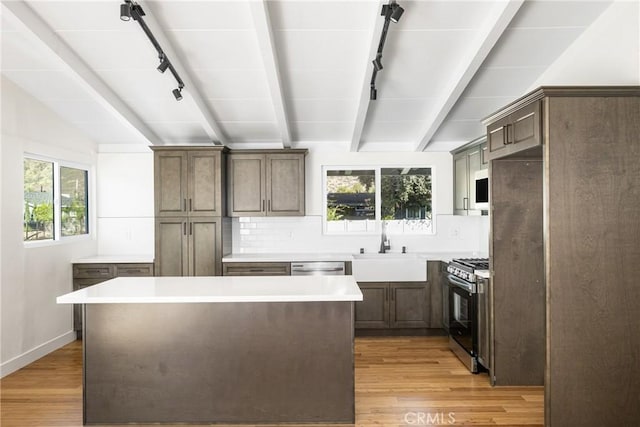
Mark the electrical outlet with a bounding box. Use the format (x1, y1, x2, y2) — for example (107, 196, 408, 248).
(449, 227, 460, 239)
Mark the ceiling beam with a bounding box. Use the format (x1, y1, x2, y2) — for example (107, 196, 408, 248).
(414, 0, 525, 152)
(249, 0, 292, 148)
(2, 1, 163, 145)
(350, 0, 387, 152)
(137, 2, 227, 145)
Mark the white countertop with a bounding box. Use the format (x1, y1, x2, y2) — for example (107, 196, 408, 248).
(57, 276, 363, 304)
(222, 252, 486, 263)
(72, 255, 154, 264)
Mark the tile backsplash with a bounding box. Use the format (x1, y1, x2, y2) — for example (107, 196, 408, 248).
(233, 215, 489, 255)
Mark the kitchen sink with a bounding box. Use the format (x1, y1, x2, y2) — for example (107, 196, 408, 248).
(351, 253, 427, 282)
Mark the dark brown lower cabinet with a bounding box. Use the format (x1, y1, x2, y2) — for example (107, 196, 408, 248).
(72, 263, 154, 338)
(355, 281, 429, 329)
(354, 282, 389, 328)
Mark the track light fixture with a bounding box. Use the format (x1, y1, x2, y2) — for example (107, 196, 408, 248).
(120, 0, 185, 101)
(370, 1, 404, 100)
(372, 55, 383, 72)
(390, 3, 404, 23)
(120, 3, 131, 21)
(173, 86, 184, 101)
(157, 55, 170, 73)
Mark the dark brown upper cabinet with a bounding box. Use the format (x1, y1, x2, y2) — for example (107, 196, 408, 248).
(486, 101, 541, 161)
(227, 150, 306, 217)
(153, 147, 226, 217)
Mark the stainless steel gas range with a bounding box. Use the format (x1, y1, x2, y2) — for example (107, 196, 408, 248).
(446, 258, 490, 374)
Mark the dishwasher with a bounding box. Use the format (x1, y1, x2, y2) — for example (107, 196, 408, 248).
(290, 261, 345, 276)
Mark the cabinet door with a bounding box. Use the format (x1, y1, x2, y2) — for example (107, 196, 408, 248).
(453, 152, 469, 215)
(154, 151, 188, 217)
(441, 263, 450, 332)
(428, 261, 443, 329)
(467, 148, 482, 211)
(188, 217, 221, 276)
(355, 282, 389, 329)
(227, 154, 265, 216)
(155, 217, 189, 276)
(390, 282, 429, 328)
(188, 151, 222, 216)
(266, 153, 305, 216)
(486, 101, 541, 161)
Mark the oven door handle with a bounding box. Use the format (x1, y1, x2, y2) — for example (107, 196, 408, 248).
(447, 274, 476, 293)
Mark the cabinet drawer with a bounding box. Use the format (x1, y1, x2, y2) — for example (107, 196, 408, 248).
(115, 263, 154, 277)
(222, 262, 291, 276)
(73, 264, 115, 279)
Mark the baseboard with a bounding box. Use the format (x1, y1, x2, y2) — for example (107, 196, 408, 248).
(0, 330, 76, 378)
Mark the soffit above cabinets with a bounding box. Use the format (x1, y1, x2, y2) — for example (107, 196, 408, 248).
(0, 0, 626, 152)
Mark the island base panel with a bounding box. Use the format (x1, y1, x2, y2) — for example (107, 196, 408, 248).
(83, 302, 354, 424)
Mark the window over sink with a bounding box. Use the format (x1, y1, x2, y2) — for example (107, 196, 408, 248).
(323, 166, 433, 235)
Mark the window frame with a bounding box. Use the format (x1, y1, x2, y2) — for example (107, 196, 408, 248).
(23, 153, 92, 247)
(322, 165, 435, 236)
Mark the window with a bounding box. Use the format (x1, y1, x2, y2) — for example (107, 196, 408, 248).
(23, 156, 89, 242)
(60, 167, 88, 236)
(326, 169, 376, 232)
(324, 166, 433, 234)
(23, 159, 54, 241)
(381, 167, 432, 233)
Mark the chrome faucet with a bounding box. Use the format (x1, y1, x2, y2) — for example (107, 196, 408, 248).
(379, 221, 391, 253)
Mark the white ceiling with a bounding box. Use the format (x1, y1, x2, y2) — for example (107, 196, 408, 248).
(0, 0, 628, 152)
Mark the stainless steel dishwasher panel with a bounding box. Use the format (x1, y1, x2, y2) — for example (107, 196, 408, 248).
(290, 262, 345, 276)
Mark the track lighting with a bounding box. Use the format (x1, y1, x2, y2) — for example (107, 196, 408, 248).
(120, 2, 131, 21)
(390, 4, 404, 23)
(172, 87, 183, 101)
(369, 1, 404, 101)
(157, 56, 170, 73)
(120, 1, 186, 101)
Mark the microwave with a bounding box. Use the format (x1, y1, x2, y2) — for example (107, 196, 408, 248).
(474, 169, 489, 210)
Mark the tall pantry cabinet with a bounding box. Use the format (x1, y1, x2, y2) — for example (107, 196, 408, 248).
(152, 146, 231, 276)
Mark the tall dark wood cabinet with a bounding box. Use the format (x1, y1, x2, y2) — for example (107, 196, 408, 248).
(227, 150, 306, 217)
(484, 86, 640, 427)
(152, 146, 230, 276)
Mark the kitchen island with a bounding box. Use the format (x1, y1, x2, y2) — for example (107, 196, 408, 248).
(57, 276, 362, 425)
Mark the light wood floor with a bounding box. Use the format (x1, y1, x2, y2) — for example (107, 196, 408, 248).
(0, 337, 543, 426)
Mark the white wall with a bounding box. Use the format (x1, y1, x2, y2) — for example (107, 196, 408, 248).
(531, 0, 640, 87)
(95, 142, 489, 256)
(0, 77, 98, 377)
(96, 144, 154, 256)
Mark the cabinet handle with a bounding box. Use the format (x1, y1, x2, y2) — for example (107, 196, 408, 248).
(189, 198, 192, 211)
(502, 125, 508, 145)
(262, 200, 265, 212)
(505, 124, 513, 145)
(463, 197, 468, 210)
(189, 222, 193, 235)
(183, 222, 187, 235)
(123, 269, 142, 274)
(391, 288, 395, 302)
(249, 269, 265, 272)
